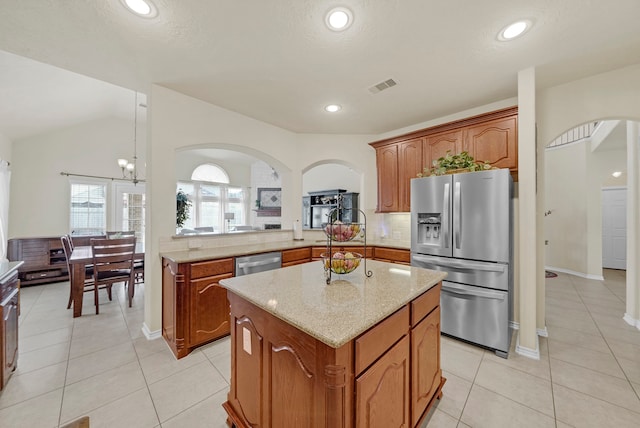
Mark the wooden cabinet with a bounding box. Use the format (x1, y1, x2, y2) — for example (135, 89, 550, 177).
(375, 144, 399, 212)
(7, 235, 102, 286)
(312, 246, 374, 260)
(1, 270, 19, 390)
(281, 247, 312, 267)
(373, 247, 410, 265)
(373, 138, 423, 213)
(224, 282, 444, 428)
(423, 129, 464, 173)
(162, 257, 234, 359)
(463, 115, 518, 181)
(356, 335, 410, 428)
(370, 107, 518, 212)
(410, 283, 442, 426)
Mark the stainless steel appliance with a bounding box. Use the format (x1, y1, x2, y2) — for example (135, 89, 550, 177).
(235, 251, 282, 276)
(411, 168, 513, 358)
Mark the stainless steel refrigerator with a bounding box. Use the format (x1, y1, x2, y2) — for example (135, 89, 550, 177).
(410, 168, 513, 357)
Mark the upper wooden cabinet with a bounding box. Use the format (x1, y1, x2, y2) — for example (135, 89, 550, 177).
(463, 115, 518, 180)
(375, 143, 399, 212)
(370, 107, 518, 213)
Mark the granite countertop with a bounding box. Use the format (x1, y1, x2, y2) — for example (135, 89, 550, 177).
(220, 260, 446, 349)
(0, 261, 24, 283)
(161, 238, 409, 263)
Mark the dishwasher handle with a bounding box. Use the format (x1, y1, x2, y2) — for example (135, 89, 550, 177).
(236, 256, 282, 270)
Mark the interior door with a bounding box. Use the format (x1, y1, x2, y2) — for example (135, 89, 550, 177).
(602, 188, 627, 270)
(113, 182, 146, 247)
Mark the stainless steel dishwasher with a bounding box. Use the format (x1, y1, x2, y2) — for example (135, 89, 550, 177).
(234, 251, 282, 276)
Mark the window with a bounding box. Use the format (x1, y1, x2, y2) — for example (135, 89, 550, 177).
(178, 164, 249, 233)
(191, 164, 229, 183)
(70, 182, 106, 235)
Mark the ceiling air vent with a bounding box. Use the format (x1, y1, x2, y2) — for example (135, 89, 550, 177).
(368, 78, 397, 94)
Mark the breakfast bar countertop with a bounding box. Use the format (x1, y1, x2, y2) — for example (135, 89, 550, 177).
(220, 260, 446, 348)
(160, 238, 409, 264)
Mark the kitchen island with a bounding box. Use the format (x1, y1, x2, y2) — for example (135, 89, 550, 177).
(220, 260, 446, 428)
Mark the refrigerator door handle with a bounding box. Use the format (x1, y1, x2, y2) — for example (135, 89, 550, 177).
(454, 181, 461, 249)
(443, 182, 450, 248)
(412, 255, 506, 273)
(442, 282, 505, 300)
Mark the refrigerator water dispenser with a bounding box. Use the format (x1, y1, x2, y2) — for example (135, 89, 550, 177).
(417, 213, 441, 245)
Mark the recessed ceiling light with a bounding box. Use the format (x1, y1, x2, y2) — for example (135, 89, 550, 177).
(121, 0, 157, 18)
(612, 171, 623, 178)
(325, 104, 342, 113)
(325, 7, 353, 31)
(498, 19, 532, 41)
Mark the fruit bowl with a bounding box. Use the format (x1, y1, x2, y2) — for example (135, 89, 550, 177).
(321, 222, 363, 242)
(321, 251, 362, 274)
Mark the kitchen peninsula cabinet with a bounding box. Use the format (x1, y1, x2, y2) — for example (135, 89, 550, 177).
(373, 246, 410, 265)
(162, 257, 233, 359)
(370, 106, 518, 212)
(281, 247, 312, 267)
(1, 263, 22, 391)
(221, 260, 446, 428)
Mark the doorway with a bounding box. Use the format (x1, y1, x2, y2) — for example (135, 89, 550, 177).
(602, 187, 627, 270)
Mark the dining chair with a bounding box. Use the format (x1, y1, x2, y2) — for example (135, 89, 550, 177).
(90, 236, 136, 314)
(61, 235, 107, 310)
(106, 231, 144, 285)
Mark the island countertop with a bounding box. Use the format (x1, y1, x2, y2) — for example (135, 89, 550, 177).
(220, 259, 446, 349)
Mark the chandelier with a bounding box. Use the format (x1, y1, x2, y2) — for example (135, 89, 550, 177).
(117, 92, 142, 185)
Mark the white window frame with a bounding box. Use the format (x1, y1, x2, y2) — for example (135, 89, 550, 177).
(68, 177, 108, 236)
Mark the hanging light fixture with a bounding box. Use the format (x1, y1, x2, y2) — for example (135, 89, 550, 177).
(117, 92, 142, 185)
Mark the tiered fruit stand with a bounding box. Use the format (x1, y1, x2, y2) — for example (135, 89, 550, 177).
(321, 194, 373, 284)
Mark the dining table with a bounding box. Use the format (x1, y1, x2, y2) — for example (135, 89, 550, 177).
(68, 244, 145, 317)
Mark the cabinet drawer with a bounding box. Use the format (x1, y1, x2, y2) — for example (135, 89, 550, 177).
(355, 305, 409, 376)
(317, 246, 373, 258)
(282, 247, 311, 264)
(411, 282, 441, 327)
(190, 258, 234, 279)
(24, 269, 62, 281)
(374, 247, 410, 264)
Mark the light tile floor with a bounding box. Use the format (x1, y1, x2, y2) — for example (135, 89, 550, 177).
(1, 269, 639, 427)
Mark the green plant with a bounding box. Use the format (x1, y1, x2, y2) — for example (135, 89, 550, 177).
(417, 151, 492, 177)
(176, 189, 192, 228)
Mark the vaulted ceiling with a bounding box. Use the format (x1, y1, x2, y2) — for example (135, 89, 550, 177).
(1, 0, 639, 141)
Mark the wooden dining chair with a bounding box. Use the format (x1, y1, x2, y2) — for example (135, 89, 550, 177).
(61, 235, 107, 310)
(90, 237, 136, 314)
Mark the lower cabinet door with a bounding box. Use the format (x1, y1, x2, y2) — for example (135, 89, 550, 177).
(356, 335, 410, 428)
(1, 288, 19, 389)
(411, 306, 441, 426)
(189, 273, 233, 346)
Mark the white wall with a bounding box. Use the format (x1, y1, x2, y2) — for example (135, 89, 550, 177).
(8, 116, 146, 238)
(250, 160, 282, 229)
(174, 152, 251, 185)
(303, 164, 361, 195)
(0, 132, 11, 161)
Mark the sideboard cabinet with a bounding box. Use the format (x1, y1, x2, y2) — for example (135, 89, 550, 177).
(370, 107, 518, 213)
(7, 235, 102, 286)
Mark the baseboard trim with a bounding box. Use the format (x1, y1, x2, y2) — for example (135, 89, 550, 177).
(515, 332, 540, 360)
(142, 322, 162, 340)
(545, 265, 604, 281)
(623, 313, 640, 331)
(537, 326, 549, 337)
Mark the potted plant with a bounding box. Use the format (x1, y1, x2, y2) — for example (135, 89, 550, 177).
(176, 189, 192, 228)
(417, 151, 493, 177)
